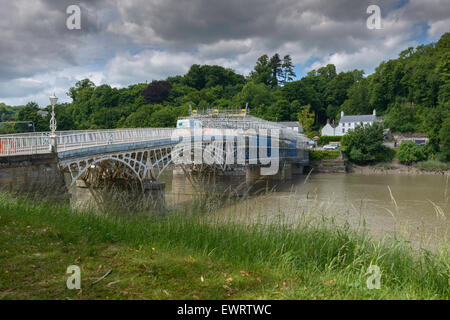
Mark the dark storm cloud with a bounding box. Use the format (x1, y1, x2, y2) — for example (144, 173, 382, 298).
(1, 0, 449, 106)
(110, 0, 400, 48)
(0, 0, 109, 81)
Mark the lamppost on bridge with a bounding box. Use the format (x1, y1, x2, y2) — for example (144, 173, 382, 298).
(49, 93, 58, 152)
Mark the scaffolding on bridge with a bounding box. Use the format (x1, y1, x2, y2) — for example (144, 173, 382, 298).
(185, 107, 309, 143)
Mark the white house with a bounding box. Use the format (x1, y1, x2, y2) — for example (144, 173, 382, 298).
(321, 110, 377, 136)
(321, 119, 337, 136)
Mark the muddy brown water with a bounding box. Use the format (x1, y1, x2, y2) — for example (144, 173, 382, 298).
(163, 171, 449, 248)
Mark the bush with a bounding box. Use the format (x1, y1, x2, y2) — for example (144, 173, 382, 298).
(309, 149, 341, 160)
(341, 122, 388, 164)
(374, 145, 397, 162)
(397, 141, 427, 164)
(318, 136, 342, 146)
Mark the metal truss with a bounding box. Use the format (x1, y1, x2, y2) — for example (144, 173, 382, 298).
(60, 141, 228, 187)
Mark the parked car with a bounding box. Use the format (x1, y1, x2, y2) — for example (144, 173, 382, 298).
(323, 144, 339, 150)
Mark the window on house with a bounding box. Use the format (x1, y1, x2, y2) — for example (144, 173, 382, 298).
(342, 128, 345, 133)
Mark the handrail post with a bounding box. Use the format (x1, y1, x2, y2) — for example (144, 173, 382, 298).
(51, 133, 57, 153)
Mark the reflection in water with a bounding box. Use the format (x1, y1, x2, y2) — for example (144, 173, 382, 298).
(162, 171, 449, 248)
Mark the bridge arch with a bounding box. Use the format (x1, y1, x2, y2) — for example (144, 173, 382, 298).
(62, 143, 228, 187)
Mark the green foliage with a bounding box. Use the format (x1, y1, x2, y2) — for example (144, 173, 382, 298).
(281, 55, 296, 85)
(341, 122, 392, 164)
(184, 64, 245, 90)
(309, 149, 340, 160)
(0, 103, 23, 122)
(415, 160, 449, 172)
(384, 101, 421, 133)
(397, 141, 427, 164)
(317, 135, 342, 146)
(250, 53, 296, 87)
(298, 104, 315, 138)
(439, 116, 450, 161)
(374, 146, 397, 163)
(141, 80, 172, 104)
(17, 102, 49, 132)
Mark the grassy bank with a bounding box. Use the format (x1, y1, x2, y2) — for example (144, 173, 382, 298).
(350, 159, 450, 175)
(414, 160, 450, 172)
(0, 193, 448, 300)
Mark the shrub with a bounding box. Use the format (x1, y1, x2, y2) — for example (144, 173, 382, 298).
(397, 141, 427, 164)
(318, 136, 342, 146)
(374, 145, 397, 162)
(309, 149, 341, 160)
(341, 122, 388, 164)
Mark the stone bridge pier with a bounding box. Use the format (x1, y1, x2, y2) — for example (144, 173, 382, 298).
(68, 168, 166, 215)
(0, 154, 67, 199)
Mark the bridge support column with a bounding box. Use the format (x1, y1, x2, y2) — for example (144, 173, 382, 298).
(292, 164, 304, 175)
(245, 167, 260, 186)
(266, 163, 292, 181)
(143, 179, 166, 213)
(172, 167, 185, 177)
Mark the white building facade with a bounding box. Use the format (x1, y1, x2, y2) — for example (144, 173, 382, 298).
(321, 110, 377, 137)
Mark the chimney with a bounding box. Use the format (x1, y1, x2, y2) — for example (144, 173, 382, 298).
(341, 111, 344, 118)
(326, 119, 330, 124)
(332, 119, 335, 125)
(373, 109, 376, 116)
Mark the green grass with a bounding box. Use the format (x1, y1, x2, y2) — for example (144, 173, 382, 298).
(415, 160, 450, 172)
(0, 192, 448, 300)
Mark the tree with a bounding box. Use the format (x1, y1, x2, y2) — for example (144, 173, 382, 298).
(397, 141, 427, 164)
(341, 122, 393, 164)
(281, 55, 296, 85)
(68, 78, 95, 101)
(341, 79, 370, 116)
(269, 53, 282, 87)
(142, 80, 172, 104)
(439, 116, 450, 161)
(384, 102, 420, 133)
(233, 82, 275, 111)
(184, 64, 245, 90)
(17, 102, 48, 131)
(298, 105, 315, 138)
(249, 54, 272, 86)
(266, 99, 291, 122)
(436, 51, 450, 104)
(317, 64, 336, 79)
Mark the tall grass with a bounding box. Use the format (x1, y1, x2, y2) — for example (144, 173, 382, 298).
(415, 160, 450, 172)
(0, 191, 448, 299)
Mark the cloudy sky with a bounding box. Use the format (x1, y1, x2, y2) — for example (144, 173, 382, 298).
(1, 0, 449, 107)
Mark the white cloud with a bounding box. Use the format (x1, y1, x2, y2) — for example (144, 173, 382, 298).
(0, 66, 106, 107)
(428, 18, 450, 39)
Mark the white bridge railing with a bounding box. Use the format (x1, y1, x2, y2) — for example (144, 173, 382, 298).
(57, 128, 175, 152)
(0, 128, 176, 156)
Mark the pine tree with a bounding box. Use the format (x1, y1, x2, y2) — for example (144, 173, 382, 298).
(269, 53, 282, 87)
(281, 55, 296, 85)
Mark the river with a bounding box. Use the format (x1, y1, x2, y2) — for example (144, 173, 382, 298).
(163, 171, 449, 248)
